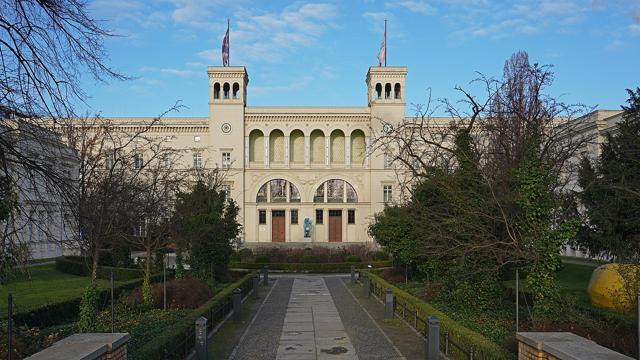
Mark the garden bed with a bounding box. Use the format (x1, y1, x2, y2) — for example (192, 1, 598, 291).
(230, 260, 391, 272)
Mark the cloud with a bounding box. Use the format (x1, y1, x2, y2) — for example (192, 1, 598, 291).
(388, 1, 437, 15)
(631, 23, 640, 36)
(196, 3, 340, 65)
(89, 0, 168, 30)
(251, 75, 315, 96)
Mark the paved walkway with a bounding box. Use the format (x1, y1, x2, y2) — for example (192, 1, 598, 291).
(223, 274, 423, 360)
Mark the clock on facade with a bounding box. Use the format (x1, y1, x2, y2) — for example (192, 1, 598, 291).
(221, 123, 232, 133)
(383, 123, 393, 134)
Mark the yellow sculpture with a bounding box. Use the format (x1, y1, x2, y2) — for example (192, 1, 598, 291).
(587, 263, 640, 311)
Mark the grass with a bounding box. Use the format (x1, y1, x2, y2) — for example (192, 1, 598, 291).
(556, 262, 595, 305)
(0, 264, 123, 315)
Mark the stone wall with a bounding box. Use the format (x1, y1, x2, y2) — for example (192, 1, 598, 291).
(24, 333, 129, 360)
(516, 332, 632, 360)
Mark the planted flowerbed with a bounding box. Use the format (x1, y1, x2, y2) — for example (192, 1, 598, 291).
(229, 245, 391, 272)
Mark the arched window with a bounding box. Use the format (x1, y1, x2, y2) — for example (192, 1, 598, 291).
(289, 130, 304, 164)
(223, 83, 230, 99)
(214, 83, 220, 99)
(394, 83, 401, 99)
(375, 83, 382, 99)
(256, 179, 300, 203)
(350, 130, 365, 165)
(249, 130, 264, 163)
(232, 83, 240, 99)
(269, 129, 285, 164)
(313, 179, 358, 203)
(330, 130, 345, 165)
(385, 83, 391, 99)
(310, 129, 325, 164)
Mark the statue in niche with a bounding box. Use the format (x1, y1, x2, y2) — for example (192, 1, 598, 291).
(303, 217, 312, 238)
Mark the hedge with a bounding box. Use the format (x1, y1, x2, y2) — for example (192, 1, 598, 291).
(363, 270, 513, 360)
(55, 256, 145, 281)
(13, 273, 166, 328)
(132, 272, 254, 360)
(229, 260, 392, 272)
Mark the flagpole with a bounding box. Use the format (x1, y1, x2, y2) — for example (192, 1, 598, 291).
(227, 18, 230, 66)
(384, 18, 387, 67)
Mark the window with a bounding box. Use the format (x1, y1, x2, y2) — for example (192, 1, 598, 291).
(163, 154, 172, 169)
(193, 152, 202, 168)
(222, 152, 231, 169)
(383, 185, 393, 203)
(348, 210, 355, 224)
(314, 179, 358, 203)
(105, 154, 114, 169)
(133, 153, 143, 169)
(256, 179, 300, 203)
(258, 210, 266, 224)
(315, 209, 324, 224)
(291, 209, 298, 224)
(384, 153, 392, 169)
(221, 184, 231, 200)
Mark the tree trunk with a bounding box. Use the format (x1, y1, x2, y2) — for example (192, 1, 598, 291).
(91, 245, 100, 287)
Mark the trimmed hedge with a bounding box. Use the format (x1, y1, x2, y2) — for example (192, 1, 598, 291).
(229, 260, 391, 272)
(132, 272, 254, 360)
(363, 270, 513, 360)
(55, 256, 145, 281)
(13, 273, 165, 328)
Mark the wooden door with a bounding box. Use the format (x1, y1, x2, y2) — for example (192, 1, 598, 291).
(328, 210, 342, 242)
(271, 210, 286, 242)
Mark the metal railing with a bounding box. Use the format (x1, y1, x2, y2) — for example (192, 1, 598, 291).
(366, 275, 476, 360)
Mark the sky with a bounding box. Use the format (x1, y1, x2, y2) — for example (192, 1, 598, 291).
(82, 0, 640, 118)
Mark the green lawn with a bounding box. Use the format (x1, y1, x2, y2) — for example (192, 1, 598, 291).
(0, 264, 121, 315)
(555, 262, 596, 305)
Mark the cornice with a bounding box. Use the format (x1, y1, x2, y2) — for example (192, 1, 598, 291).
(245, 113, 371, 123)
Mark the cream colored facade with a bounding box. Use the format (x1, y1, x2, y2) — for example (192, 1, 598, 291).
(107, 65, 408, 245)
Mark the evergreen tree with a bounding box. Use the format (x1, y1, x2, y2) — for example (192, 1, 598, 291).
(578, 88, 640, 261)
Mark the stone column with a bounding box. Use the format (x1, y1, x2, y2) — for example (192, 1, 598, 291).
(284, 135, 290, 167)
(304, 135, 310, 167)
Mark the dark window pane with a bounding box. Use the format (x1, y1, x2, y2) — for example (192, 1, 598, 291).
(259, 210, 266, 224)
(348, 210, 355, 224)
(315, 209, 323, 224)
(291, 209, 298, 224)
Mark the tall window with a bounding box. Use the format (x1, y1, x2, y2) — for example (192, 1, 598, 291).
(348, 210, 355, 224)
(315, 209, 324, 224)
(384, 153, 392, 169)
(193, 152, 202, 169)
(383, 185, 393, 203)
(163, 154, 172, 169)
(221, 184, 231, 200)
(222, 152, 231, 169)
(258, 210, 266, 224)
(105, 154, 114, 169)
(133, 153, 143, 169)
(291, 209, 298, 224)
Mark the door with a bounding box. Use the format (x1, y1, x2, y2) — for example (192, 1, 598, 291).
(271, 210, 286, 242)
(328, 210, 342, 242)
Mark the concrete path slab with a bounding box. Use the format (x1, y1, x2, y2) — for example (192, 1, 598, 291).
(276, 276, 359, 360)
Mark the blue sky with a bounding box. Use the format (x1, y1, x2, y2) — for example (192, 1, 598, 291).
(82, 0, 640, 117)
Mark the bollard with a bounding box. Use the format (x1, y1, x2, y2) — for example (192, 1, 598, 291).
(425, 315, 440, 360)
(253, 275, 260, 299)
(350, 265, 356, 284)
(194, 316, 208, 360)
(262, 266, 269, 286)
(232, 288, 242, 321)
(384, 288, 394, 319)
(363, 275, 370, 298)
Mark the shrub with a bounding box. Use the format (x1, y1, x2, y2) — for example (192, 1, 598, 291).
(229, 260, 392, 273)
(238, 248, 253, 261)
(55, 256, 144, 281)
(128, 278, 214, 309)
(229, 252, 241, 262)
(300, 255, 320, 263)
(344, 255, 361, 262)
(12, 273, 166, 328)
(371, 251, 389, 261)
(254, 255, 271, 263)
(364, 270, 511, 359)
(132, 272, 254, 360)
(77, 285, 98, 332)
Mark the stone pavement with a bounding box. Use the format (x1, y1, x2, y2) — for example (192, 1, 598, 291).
(226, 274, 420, 360)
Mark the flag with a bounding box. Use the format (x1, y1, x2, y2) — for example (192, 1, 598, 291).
(222, 20, 230, 66)
(377, 20, 386, 66)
